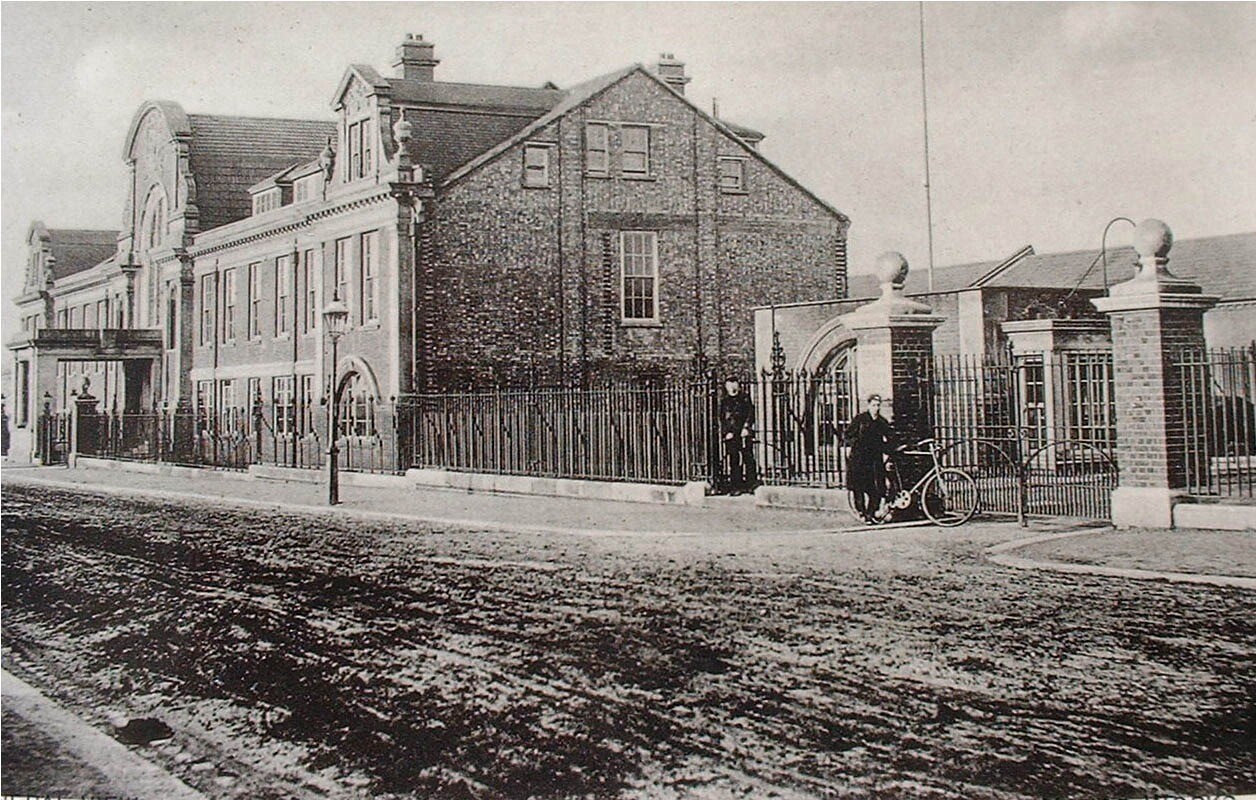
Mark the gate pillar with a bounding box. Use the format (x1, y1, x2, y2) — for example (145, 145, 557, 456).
(1093, 219, 1217, 528)
(840, 253, 944, 442)
(71, 379, 101, 464)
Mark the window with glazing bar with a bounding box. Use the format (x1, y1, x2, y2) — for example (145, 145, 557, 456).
(247, 262, 262, 339)
(360, 231, 378, 323)
(334, 238, 350, 307)
(275, 255, 292, 336)
(523, 144, 551, 187)
(585, 123, 609, 175)
(302, 249, 318, 333)
(273, 375, 294, 435)
(221, 269, 236, 342)
(200, 275, 214, 345)
(621, 126, 650, 175)
(621, 231, 658, 322)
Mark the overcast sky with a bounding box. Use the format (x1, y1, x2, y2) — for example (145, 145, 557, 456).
(3, 2, 1255, 341)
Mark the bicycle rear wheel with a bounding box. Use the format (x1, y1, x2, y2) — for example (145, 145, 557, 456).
(922, 468, 979, 527)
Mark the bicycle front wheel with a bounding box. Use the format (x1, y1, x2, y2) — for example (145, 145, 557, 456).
(922, 468, 979, 527)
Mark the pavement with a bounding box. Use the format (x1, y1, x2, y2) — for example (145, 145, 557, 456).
(5, 464, 1253, 591)
(2, 461, 903, 537)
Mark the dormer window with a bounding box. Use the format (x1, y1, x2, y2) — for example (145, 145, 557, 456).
(346, 118, 374, 181)
(252, 188, 282, 215)
(293, 173, 320, 203)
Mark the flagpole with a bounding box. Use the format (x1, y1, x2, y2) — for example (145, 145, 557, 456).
(919, 1, 936, 292)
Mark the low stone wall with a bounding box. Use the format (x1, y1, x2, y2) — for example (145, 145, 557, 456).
(405, 469, 709, 507)
(68, 457, 711, 508)
(1173, 501, 1256, 532)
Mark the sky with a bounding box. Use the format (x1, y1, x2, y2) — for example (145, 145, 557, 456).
(3, 2, 1255, 343)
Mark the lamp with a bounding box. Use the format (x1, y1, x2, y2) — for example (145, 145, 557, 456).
(322, 296, 349, 504)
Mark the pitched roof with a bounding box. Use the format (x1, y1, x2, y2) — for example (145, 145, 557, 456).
(441, 65, 639, 186)
(846, 231, 1256, 302)
(388, 78, 563, 112)
(440, 65, 848, 228)
(383, 78, 562, 181)
(45, 229, 118, 280)
(187, 114, 336, 230)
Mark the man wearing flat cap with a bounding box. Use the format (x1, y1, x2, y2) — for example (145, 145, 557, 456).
(719, 376, 755, 495)
(846, 393, 893, 523)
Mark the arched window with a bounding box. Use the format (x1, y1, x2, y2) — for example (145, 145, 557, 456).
(140, 187, 167, 251)
(337, 372, 376, 438)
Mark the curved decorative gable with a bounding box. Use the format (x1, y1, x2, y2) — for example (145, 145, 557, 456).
(122, 101, 199, 251)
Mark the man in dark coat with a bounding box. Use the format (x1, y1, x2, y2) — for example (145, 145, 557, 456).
(846, 393, 893, 523)
(719, 377, 755, 495)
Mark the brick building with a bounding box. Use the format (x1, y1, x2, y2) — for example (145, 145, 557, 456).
(7, 35, 849, 462)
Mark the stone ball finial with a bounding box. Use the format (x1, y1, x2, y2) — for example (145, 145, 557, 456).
(1133, 218, 1173, 260)
(874, 251, 910, 286)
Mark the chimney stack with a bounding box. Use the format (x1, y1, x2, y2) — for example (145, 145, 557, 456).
(655, 54, 691, 95)
(394, 33, 439, 81)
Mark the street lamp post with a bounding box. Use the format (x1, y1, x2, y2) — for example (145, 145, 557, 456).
(322, 295, 349, 505)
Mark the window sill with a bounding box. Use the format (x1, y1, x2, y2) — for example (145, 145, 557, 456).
(621, 173, 657, 182)
(358, 321, 381, 332)
(275, 333, 292, 342)
(585, 171, 612, 180)
(719, 188, 749, 196)
(620, 319, 663, 328)
(521, 181, 552, 190)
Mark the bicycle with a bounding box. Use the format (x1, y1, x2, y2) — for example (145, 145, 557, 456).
(846, 437, 980, 527)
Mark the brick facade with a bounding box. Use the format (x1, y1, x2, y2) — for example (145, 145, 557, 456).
(12, 40, 849, 467)
(1107, 308, 1206, 489)
(420, 71, 847, 387)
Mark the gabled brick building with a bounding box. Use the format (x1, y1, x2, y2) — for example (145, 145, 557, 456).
(8, 35, 849, 461)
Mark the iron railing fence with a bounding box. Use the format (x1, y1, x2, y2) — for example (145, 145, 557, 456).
(250, 395, 398, 474)
(400, 369, 860, 490)
(752, 368, 859, 488)
(75, 400, 398, 474)
(78, 408, 256, 469)
(925, 350, 1118, 521)
(401, 382, 712, 485)
(1175, 345, 1256, 499)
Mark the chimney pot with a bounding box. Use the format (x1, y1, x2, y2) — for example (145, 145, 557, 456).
(395, 33, 439, 81)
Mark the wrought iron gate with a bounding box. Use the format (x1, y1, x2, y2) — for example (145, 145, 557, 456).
(926, 349, 1118, 521)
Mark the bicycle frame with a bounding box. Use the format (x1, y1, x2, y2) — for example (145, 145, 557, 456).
(885, 438, 945, 508)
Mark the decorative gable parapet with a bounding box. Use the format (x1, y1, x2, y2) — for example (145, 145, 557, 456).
(330, 65, 393, 189)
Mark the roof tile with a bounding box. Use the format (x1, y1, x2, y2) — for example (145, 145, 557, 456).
(188, 115, 335, 230)
(46, 229, 117, 279)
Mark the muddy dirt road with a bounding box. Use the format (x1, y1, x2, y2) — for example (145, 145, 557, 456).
(2, 483, 1252, 799)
